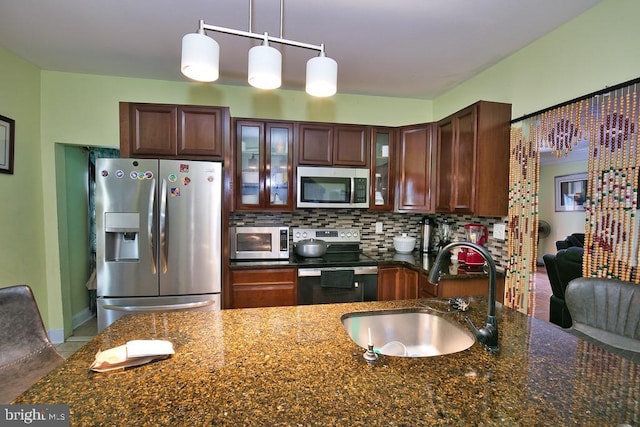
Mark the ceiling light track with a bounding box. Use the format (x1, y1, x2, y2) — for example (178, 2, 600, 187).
(181, 1, 337, 97)
(199, 20, 324, 53)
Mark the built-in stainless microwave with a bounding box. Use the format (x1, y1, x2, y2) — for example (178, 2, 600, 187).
(296, 166, 369, 208)
(229, 226, 290, 260)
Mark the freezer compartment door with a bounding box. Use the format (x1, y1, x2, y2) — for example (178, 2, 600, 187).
(96, 158, 159, 297)
(159, 160, 222, 295)
(97, 294, 221, 332)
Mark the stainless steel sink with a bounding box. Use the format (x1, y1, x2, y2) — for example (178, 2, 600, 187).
(341, 308, 475, 357)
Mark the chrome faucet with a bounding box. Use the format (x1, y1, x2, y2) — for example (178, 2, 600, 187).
(427, 241, 499, 353)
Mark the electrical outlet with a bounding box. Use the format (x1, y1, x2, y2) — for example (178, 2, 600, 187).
(493, 224, 506, 240)
(375, 222, 383, 234)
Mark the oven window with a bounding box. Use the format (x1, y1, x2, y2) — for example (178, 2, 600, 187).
(300, 177, 351, 203)
(236, 234, 272, 252)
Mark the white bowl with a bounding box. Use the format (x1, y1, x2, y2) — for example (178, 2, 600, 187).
(393, 234, 416, 253)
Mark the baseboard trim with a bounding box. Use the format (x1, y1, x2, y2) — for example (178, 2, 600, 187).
(72, 307, 94, 330)
(49, 329, 64, 344)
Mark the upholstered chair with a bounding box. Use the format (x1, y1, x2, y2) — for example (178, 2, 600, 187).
(565, 277, 640, 354)
(543, 247, 584, 328)
(0, 284, 65, 403)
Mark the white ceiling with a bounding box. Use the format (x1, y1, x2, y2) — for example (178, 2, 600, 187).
(0, 0, 601, 99)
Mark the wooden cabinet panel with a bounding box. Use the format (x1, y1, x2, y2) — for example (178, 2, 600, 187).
(179, 105, 224, 158)
(230, 268, 297, 308)
(395, 124, 436, 213)
(130, 104, 177, 156)
(297, 123, 368, 167)
(120, 102, 229, 161)
(419, 273, 438, 298)
(435, 120, 453, 212)
(378, 266, 401, 301)
(437, 106, 476, 213)
(333, 125, 368, 167)
(474, 102, 511, 217)
(297, 123, 333, 165)
(419, 271, 505, 303)
(435, 101, 511, 216)
(454, 108, 475, 212)
(378, 266, 419, 301)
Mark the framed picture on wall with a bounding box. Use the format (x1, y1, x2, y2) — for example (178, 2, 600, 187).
(555, 172, 587, 211)
(0, 114, 15, 174)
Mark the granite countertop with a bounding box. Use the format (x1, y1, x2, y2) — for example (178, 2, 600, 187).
(230, 250, 501, 281)
(15, 298, 638, 425)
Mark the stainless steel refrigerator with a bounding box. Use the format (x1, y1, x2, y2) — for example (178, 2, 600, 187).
(96, 158, 222, 331)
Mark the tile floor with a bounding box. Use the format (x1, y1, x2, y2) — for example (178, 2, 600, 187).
(531, 265, 552, 323)
(54, 271, 555, 359)
(54, 317, 97, 359)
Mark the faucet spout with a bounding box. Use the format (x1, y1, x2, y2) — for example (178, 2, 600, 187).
(427, 241, 499, 352)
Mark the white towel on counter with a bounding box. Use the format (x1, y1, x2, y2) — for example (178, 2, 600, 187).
(90, 340, 175, 372)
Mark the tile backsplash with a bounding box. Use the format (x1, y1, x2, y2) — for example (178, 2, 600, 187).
(230, 210, 508, 268)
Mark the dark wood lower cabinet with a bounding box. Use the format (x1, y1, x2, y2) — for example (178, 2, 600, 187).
(230, 268, 297, 309)
(378, 266, 419, 301)
(419, 272, 505, 303)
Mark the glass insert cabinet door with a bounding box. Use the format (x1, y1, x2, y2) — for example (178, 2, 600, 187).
(238, 123, 261, 206)
(236, 120, 293, 210)
(372, 128, 394, 210)
(268, 125, 290, 206)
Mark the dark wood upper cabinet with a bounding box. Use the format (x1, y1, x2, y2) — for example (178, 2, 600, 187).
(395, 123, 436, 213)
(436, 101, 511, 216)
(234, 119, 294, 211)
(370, 127, 396, 210)
(333, 125, 369, 166)
(297, 123, 333, 165)
(297, 123, 368, 167)
(120, 102, 229, 160)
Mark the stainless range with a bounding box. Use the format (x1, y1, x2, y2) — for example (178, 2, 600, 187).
(293, 228, 378, 305)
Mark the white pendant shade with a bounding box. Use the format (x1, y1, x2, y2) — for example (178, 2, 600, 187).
(248, 43, 282, 90)
(181, 32, 220, 82)
(181, 19, 336, 95)
(306, 54, 338, 97)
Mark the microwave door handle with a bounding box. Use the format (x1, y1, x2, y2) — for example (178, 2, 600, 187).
(350, 177, 355, 204)
(148, 178, 157, 274)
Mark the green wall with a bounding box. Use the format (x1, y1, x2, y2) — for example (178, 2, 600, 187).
(0, 47, 49, 320)
(538, 161, 589, 260)
(1, 0, 639, 337)
(433, 0, 640, 120)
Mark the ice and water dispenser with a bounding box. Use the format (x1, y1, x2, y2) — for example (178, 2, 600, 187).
(104, 212, 140, 261)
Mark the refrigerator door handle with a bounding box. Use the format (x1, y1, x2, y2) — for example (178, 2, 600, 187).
(102, 300, 216, 312)
(160, 178, 168, 273)
(148, 178, 157, 274)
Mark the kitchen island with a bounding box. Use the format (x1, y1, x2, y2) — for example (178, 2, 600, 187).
(15, 298, 639, 425)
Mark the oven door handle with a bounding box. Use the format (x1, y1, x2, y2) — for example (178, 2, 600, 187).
(297, 266, 378, 277)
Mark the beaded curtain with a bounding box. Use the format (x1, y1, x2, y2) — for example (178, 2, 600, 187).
(585, 84, 639, 282)
(506, 126, 540, 314)
(508, 82, 640, 313)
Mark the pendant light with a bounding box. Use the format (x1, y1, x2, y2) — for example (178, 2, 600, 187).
(306, 50, 337, 97)
(248, 34, 282, 90)
(181, 28, 220, 82)
(181, 1, 337, 96)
